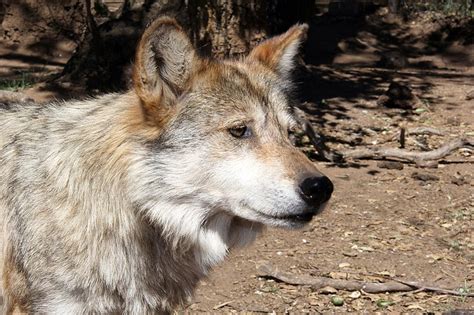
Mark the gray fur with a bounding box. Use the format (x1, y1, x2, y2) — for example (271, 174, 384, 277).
(0, 18, 328, 313)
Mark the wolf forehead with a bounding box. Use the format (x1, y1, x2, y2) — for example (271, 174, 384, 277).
(177, 61, 295, 124)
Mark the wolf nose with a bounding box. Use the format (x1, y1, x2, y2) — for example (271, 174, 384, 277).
(299, 176, 334, 208)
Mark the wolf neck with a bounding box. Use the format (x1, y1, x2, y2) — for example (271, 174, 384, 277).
(140, 200, 264, 273)
(141, 202, 234, 272)
(194, 213, 233, 271)
(194, 213, 263, 272)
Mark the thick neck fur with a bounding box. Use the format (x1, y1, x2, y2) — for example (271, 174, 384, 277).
(53, 93, 229, 311)
(1, 92, 261, 313)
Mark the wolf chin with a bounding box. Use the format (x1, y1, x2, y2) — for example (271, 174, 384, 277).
(0, 17, 333, 313)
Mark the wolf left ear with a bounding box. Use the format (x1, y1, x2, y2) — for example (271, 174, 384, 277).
(247, 24, 308, 79)
(133, 17, 199, 124)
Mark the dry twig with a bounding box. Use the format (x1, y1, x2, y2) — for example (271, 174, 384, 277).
(213, 300, 234, 310)
(341, 137, 473, 166)
(256, 261, 474, 297)
(399, 127, 406, 148)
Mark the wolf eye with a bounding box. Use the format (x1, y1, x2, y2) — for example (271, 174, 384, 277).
(228, 125, 252, 138)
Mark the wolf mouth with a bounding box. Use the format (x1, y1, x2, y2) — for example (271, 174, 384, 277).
(243, 205, 319, 224)
(261, 210, 316, 223)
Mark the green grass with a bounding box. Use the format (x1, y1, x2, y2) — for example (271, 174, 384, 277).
(0, 73, 33, 91)
(459, 279, 471, 303)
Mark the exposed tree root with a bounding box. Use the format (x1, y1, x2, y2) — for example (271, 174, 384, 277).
(257, 262, 474, 297)
(341, 137, 473, 166)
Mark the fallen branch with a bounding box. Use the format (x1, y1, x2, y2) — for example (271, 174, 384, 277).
(292, 105, 470, 165)
(342, 137, 473, 166)
(256, 262, 474, 297)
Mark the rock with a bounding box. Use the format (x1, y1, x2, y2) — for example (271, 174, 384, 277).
(338, 262, 351, 268)
(451, 173, 471, 186)
(377, 51, 408, 69)
(411, 172, 439, 181)
(377, 81, 418, 109)
(342, 251, 358, 257)
(377, 161, 404, 170)
(320, 286, 338, 294)
(447, 117, 461, 126)
(466, 89, 474, 100)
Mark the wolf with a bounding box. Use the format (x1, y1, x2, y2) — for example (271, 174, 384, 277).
(0, 17, 333, 313)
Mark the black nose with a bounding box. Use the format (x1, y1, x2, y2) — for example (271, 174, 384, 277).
(299, 176, 334, 207)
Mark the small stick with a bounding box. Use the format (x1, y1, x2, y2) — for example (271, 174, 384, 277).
(213, 300, 234, 310)
(399, 127, 406, 148)
(397, 287, 426, 296)
(256, 262, 474, 297)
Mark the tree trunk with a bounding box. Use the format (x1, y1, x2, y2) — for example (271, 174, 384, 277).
(60, 0, 183, 91)
(388, 0, 400, 14)
(60, 0, 315, 91)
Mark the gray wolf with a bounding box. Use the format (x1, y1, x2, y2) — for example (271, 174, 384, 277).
(0, 17, 333, 313)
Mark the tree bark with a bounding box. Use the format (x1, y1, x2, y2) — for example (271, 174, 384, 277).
(60, 0, 316, 91)
(388, 0, 400, 14)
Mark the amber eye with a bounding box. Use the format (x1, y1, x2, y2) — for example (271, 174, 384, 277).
(228, 125, 252, 138)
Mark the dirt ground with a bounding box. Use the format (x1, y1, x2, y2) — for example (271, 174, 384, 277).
(1, 6, 473, 313)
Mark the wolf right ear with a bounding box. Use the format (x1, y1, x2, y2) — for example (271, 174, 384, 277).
(247, 24, 308, 80)
(133, 17, 199, 124)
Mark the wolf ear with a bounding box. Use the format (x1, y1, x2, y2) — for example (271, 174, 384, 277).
(247, 24, 308, 79)
(133, 17, 198, 123)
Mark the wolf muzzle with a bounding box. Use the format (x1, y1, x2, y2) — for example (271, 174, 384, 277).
(299, 175, 334, 214)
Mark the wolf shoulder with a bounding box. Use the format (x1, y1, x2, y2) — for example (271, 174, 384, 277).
(1, 93, 128, 144)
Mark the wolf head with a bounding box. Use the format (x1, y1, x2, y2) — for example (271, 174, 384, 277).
(129, 18, 333, 255)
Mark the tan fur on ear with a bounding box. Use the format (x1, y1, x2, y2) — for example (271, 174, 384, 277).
(247, 24, 308, 78)
(133, 17, 199, 125)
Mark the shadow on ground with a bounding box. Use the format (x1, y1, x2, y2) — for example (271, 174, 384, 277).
(293, 9, 473, 156)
